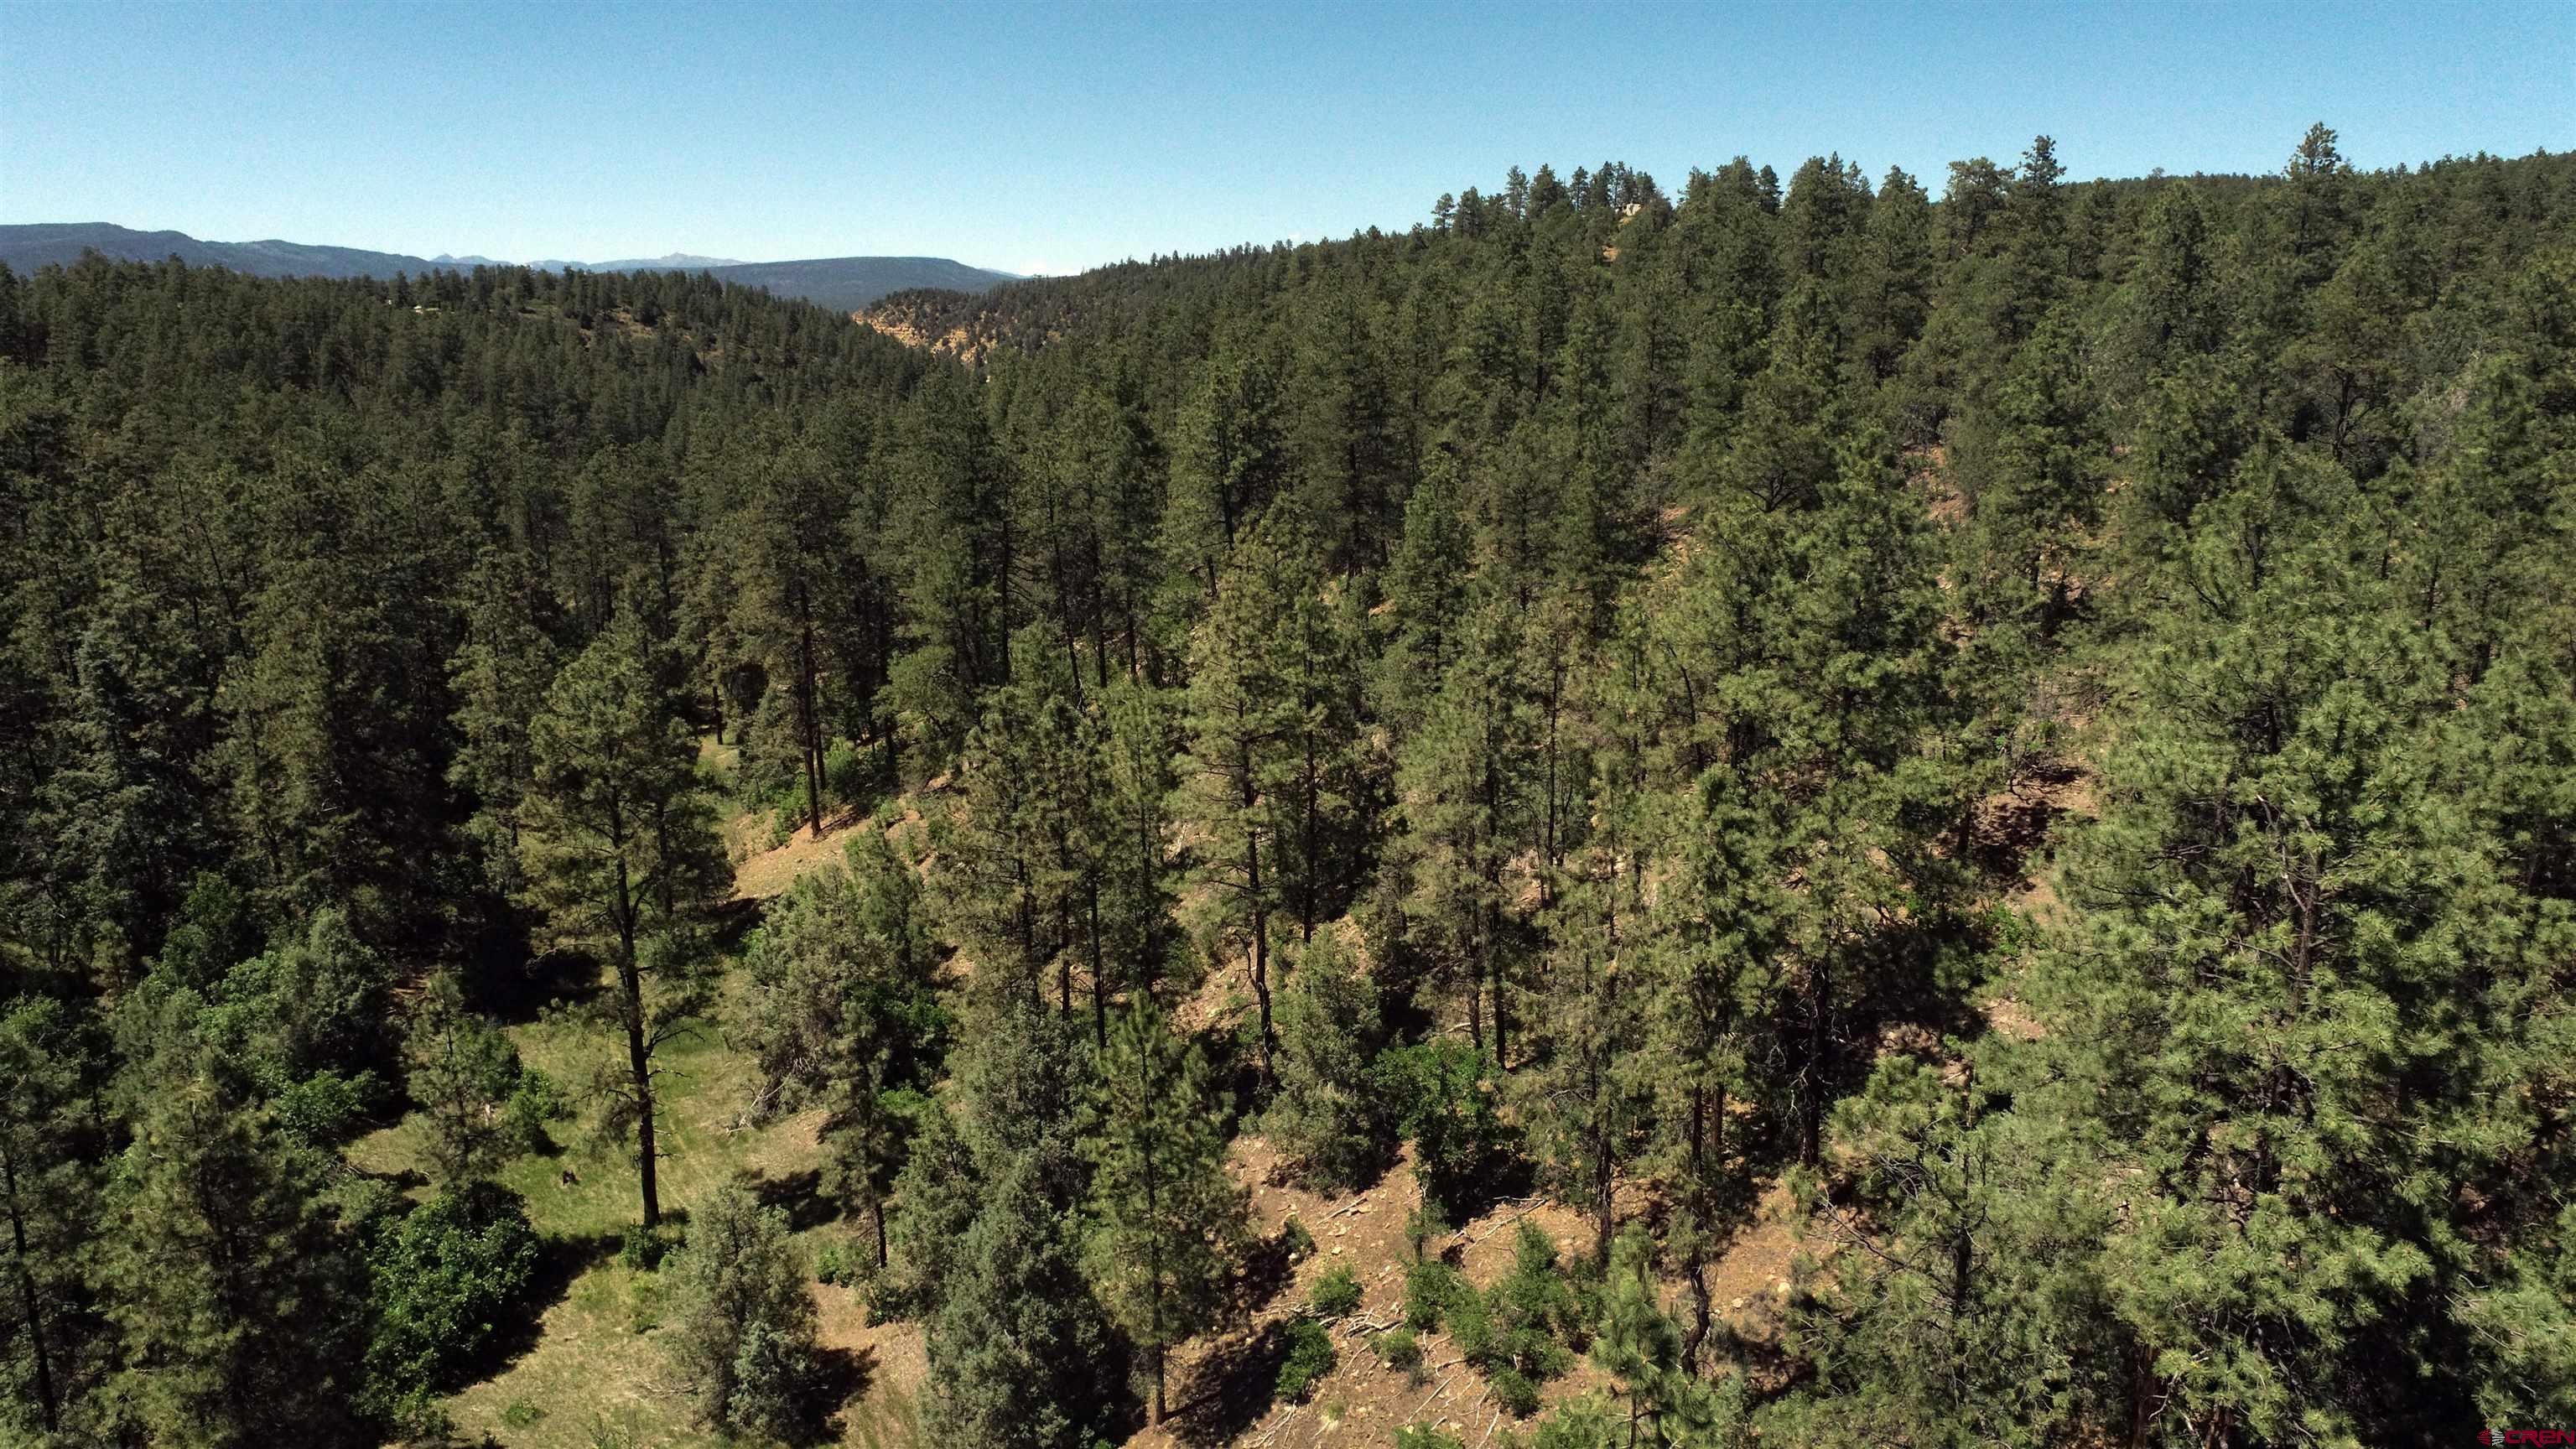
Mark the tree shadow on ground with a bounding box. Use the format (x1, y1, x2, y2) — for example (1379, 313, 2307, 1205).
(1171, 1319, 1289, 1448)
(708, 893, 767, 953)
(465, 1228, 625, 1384)
(481, 947, 605, 1025)
(1233, 1221, 1300, 1317)
(804, 1343, 879, 1447)
(745, 1165, 843, 1233)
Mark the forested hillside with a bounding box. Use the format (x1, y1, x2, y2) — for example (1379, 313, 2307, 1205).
(3, 128, 2572, 1448)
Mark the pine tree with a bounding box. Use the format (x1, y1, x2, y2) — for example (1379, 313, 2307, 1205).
(446, 544, 557, 899)
(738, 830, 945, 1265)
(403, 971, 527, 1186)
(99, 1066, 366, 1446)
(519, 605, 721, 1228)
(663, 1185, 825, 1440)
(1395, 593, 1537, 1065)
(1265, 927, 1387, 1191)
(1176, 517, 1301, 1071)
(1519, 848, 1649, 1269)
(1097, 677, 1182, 1006)
(0, 994, 106, 1438)
(1083, 998, 1246, 1424)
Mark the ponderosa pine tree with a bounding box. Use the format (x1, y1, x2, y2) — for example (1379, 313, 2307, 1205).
(1518, 844, 1650, 1270)
(2028, 463, 2505, 1441)
(1264, 926, 1387, 1191)
(519, 605, 720, 1228)
(737, 828, 945, 1265)
(1083, 998, 1245, 1424)
(1096, 676, 1182, 1006)
(1395, 591, 1537, 1065)
(1176, 516, 1302, 1072)
(402, 970, 528, 1186)
(99, 1063, 366, 1446)
(445, 544, 557, 900)
(0, 994, 106, 1439)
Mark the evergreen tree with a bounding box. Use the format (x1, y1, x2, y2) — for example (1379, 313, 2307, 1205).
(98, 1067, 366, 1446)
(403, 970, 530, 1186)
(663, 1185, 826, 1440)
(0, 995, 106, 1439)
(1082, 999, 1245, 1424)
(519, 605, 721, 1228)
(1265, 927, 1389, 1191)
(738, 830, 945, 1265)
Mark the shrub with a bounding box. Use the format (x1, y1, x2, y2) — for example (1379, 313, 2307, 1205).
(1491, 1364, 1544, 1418)
(1275, 1317, 1337, 1403)
(1490, 1223, 1582, 1374)
(503, 1067, 564, 1154)
(1374, 1325, 1425, 1380)
(1405, 1202, 1449, 1261)
(814, 1239, 855, 1286)
(361, 1183, 543, 1416)
(1376, 1041, 1515, 1222)
(1405, 1259, 1465, 1331)
(1446, 1283, 1498, 1369)
(824, 737, 872, 807)
(1396, 1426, 1467, 1449)
(1311, 1264, 1363, 1317)
(274, 1067, 378, 1145)
(1280, 1213, 1317, 1261)
(618, 1224, 677, 1271)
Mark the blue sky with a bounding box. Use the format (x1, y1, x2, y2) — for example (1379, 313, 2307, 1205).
(3, 1, 2568, 277)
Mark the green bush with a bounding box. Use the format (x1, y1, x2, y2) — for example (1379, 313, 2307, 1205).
(361, 1182, 543, 1416)
(1405, 1202, 1449, 1261)
(1280, 1213, 1317, 1261)
(1491, 1364, 1543, 1418)
(824, 737, 872, 806)
(1311, 1264, 1363, 1317)
(274, 1067, 378, 1145)
(1446, 1283, 1498, 1368)
(618, 1223, 677, 1271)
(1374, 1324, 1425, 1379)
(1490, 1223, 1583, 1373)
(503, 1067, 564, 1153)
(1396, 1426, 1467, 1449)
(1275, 1317, 1337, 1403)
(1405, 1259, 1465, 1331)
(1375, 1041, 1515, 1222)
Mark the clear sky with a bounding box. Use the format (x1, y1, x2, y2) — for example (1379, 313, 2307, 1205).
(3, 1, 2569, 277)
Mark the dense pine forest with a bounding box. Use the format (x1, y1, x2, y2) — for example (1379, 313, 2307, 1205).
(3, 128, 2573, 1448)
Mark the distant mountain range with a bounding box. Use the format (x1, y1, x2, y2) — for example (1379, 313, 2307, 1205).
(0, 224, 1016, 310)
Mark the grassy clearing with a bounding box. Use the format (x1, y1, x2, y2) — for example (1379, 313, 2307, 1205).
(353, 961, 888, 1447)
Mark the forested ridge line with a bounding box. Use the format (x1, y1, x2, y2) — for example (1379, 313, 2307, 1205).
(2, 127, 2572, 1447)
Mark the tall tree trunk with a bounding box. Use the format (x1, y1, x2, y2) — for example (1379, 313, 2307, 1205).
(798, 590, 824, 839)
(1239, 740, 1275, 1073)
(1801, 959, 1831, 1166)
(1680, 1085, 1713, 1372)
(615, 854, 660, 1228)
(3, 1154, 57, 1431)
(1300, 734, 1319, 943)
(1088, 879, 1108, 1050)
